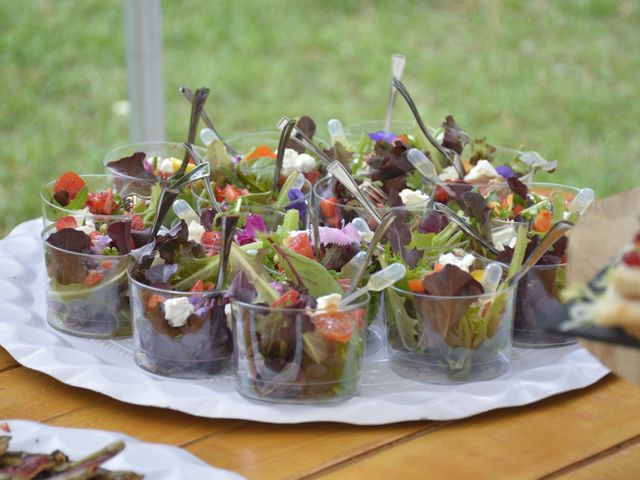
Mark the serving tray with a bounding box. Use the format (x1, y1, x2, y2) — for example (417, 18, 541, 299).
(0, 219, 609, 425)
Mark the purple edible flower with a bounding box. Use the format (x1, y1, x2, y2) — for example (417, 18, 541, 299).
(284, 188, 306, 218)
(90, 234, 113, 254)
(496, 165, 517, 180)
(236, 214, 267, 245)
(270, 281, 285, 295)
(368, 130, 397, 144)
(317, 225, 361, 246)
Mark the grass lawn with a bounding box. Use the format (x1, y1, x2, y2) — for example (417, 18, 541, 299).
(1, 0, 638, 235)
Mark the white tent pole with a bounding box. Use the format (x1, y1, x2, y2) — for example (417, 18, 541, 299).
(123, 0, 165, 142)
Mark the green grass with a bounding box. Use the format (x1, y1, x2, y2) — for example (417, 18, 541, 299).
(1, 0, 639, 235)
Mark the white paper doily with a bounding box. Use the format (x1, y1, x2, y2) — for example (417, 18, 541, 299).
(0, 219, 609, 425)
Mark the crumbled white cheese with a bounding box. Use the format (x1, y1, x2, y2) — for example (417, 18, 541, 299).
(280, 148, 316, 176)
(75, 225, 96, 235)
(439, 166, 460, 182)
(492, 225, 518, 252)
(316, 293, 342, 311)
(463, 160, 499, 184)
(399, 188, 430, 207)
(159, 157, 175, 175)
(187, 220, 206, 243)
(163, 297, 195, 328)
(438, 251, 476, 273)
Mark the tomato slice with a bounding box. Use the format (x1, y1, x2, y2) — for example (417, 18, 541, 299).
(55, 216, 77, 230)
(286, 232, 314, 259)
(312, 311, 358, 343)
(83, 270, 103, 287)
(86, 189, 118, 215)
(245, 145, 276, 162)
(271, 289, 300, 309)
(54, 172, 86, 199)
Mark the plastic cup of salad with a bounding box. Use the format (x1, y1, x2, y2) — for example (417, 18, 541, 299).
(128, 276, 232, 379)
(41, 173, 134, 226)
(42, 221, 132, 338)
(231, 293, 370, 403)
(383, 252, 515, 384)
(103, 141, 206, 198)
(485, 182, 587, 347)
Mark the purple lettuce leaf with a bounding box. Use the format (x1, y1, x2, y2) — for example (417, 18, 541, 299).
(106, 152, 156, 181)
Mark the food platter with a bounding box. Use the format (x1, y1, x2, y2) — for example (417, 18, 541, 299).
(1, 419, 243, 479)
(0, 219, 609, 425)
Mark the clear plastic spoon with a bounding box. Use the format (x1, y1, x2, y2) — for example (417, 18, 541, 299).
(341, 263, 407, 307)
(407, 148, 454, 195)
(328, 118, 349, 148)
(568, 188, 595, 215)
(481, 262, 503, 294)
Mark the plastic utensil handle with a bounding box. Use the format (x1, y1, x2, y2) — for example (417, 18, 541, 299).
(481, 262, 503, 294)
(344, 212, 398, 298)
(383, 54, 406, 133)
(367, 262, 406, 290)
(340, 251, 368, 279)
(328, 118, 349, 147)
(568, 188, 595, 215)
(183, 144, 222, 214)
(277, 116, 334, 166)
(407, 149, 455, 195)
(327, 161, 383, 225)
(172, 199, 201, 224)
(341, 263, 406, 306)
(272, 118, 296, 198)
(199, 127, 219, 146)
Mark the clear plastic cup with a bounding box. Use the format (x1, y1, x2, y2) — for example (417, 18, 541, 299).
(384, 283, 515, 383)
(103, 141, 206, 197)
(484, 182, 586, 347)
(128, 275, 232, 379)
(40, 174, 131, 226)
(231, 293, 370, 403)
(42, 223, 131, 338)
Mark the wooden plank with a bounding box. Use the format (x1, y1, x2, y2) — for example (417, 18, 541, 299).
(185, 420, 441, 480)
(316, 377, 640, 480)
(0, 367, 102, 420)
(46, 402, 244, 446)
(0, 347, 18, 371)
(558, 439, 640, 479)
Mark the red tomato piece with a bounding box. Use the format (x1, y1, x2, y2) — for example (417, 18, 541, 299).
(312, 312, 357, 343)
(245, 145, 276, 162)
(54, 172, 86, 200)
(271, 289, 300, 309)
(86, 189, 118, 215)
(129, 214, 144, 231)
(433, 185, 449, 203)
(286, 232, 314, 259)
(55, 216, 77, 230)
(83, 270, 103, 287)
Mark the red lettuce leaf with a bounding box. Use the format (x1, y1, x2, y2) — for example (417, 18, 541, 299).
(507, 176, 528, 203)
(107, 152, 156, 181)
(419, 264, 484, 340)
(107, 221, 136, 254)
(441, 115, 468, 155)
(461, 191, 492, 240)
(46, 229, 91, 253)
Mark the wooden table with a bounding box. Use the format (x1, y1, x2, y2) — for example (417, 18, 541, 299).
(2, 346, 640, 479)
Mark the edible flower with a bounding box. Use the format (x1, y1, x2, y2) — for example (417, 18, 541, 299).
(236, 214, 267, 245)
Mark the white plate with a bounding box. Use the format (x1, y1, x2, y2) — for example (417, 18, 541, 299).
(0, 419, 243, 479)
(0, 219, 609, 425)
